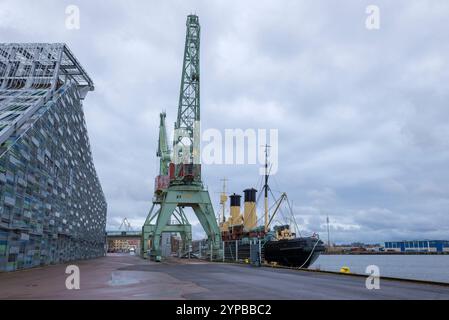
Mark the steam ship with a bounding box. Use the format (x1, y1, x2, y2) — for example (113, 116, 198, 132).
(219, 146, 325, 268)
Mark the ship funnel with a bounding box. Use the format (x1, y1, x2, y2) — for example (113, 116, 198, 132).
(229, 193, 242, 226)
(243, 188, 257, 230)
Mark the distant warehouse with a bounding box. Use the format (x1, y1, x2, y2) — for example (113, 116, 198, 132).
(385, 240, 449, 253)
(106, 231, 141, 253)
(0, 44, 107, 271)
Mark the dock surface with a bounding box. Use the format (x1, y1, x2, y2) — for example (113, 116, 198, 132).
(0, 254, 448, 299)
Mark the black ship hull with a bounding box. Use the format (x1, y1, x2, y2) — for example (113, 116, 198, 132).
(264, 237, 325, 268)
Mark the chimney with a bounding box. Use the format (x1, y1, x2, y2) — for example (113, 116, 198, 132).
(243, 188, 257, 230)
(229, 193, 242, 226)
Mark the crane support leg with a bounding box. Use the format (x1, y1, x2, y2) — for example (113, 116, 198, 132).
(151, 202, 177, 261)
(193, 203, 221, 250)
(142, 185, 220, 261)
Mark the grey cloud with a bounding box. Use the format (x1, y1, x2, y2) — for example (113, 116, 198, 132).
(2, 0, 448, 242)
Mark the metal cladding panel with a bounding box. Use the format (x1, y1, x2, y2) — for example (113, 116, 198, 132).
(0, 43, 94, 145)
(0, 44, 105, 272)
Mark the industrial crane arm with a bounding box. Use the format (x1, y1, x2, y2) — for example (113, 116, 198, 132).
(157, 112, 171, 175)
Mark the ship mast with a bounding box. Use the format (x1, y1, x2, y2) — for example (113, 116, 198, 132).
(264, 144, 270, 233)
(220, 177, 228, 223)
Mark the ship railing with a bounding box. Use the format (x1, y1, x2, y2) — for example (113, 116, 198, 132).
(195, 239, 264, 266)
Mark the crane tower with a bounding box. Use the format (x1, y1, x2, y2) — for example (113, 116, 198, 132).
(141, 15, 221, 261)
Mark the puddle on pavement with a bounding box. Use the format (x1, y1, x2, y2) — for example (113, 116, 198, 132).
(108, 271, 154, 286)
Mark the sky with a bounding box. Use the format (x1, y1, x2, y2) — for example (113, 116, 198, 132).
(1, 0, 448, 243)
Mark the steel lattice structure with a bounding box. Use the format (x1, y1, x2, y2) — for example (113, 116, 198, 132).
(0, 44, 106, 271)
(173, 15, 201, 165)
(0, 43, 93, 145)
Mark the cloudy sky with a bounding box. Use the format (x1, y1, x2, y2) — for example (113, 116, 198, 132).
(1, 0, 448, 243)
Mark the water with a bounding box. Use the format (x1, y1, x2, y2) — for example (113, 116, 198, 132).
(310, 254, 449, 284)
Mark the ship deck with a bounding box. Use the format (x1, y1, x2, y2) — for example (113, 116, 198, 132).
(0, 254, 448, 299)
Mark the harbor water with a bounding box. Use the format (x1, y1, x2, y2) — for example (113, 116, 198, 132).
(310, 254, 449, 284)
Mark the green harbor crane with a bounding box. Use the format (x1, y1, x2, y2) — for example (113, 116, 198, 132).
(142, 15, 221, 261)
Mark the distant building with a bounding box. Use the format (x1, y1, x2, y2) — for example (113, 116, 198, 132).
(384, 240, 449, 253)
(106, 231, 141, 253)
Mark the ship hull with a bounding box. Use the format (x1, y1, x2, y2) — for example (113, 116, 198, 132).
(264, 237, 325, 268)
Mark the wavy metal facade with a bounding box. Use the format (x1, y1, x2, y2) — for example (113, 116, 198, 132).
(0, 43, 106, 271)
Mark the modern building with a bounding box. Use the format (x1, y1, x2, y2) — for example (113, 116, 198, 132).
(384, 240, 449, 253)
(0, 43, 107, 271)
